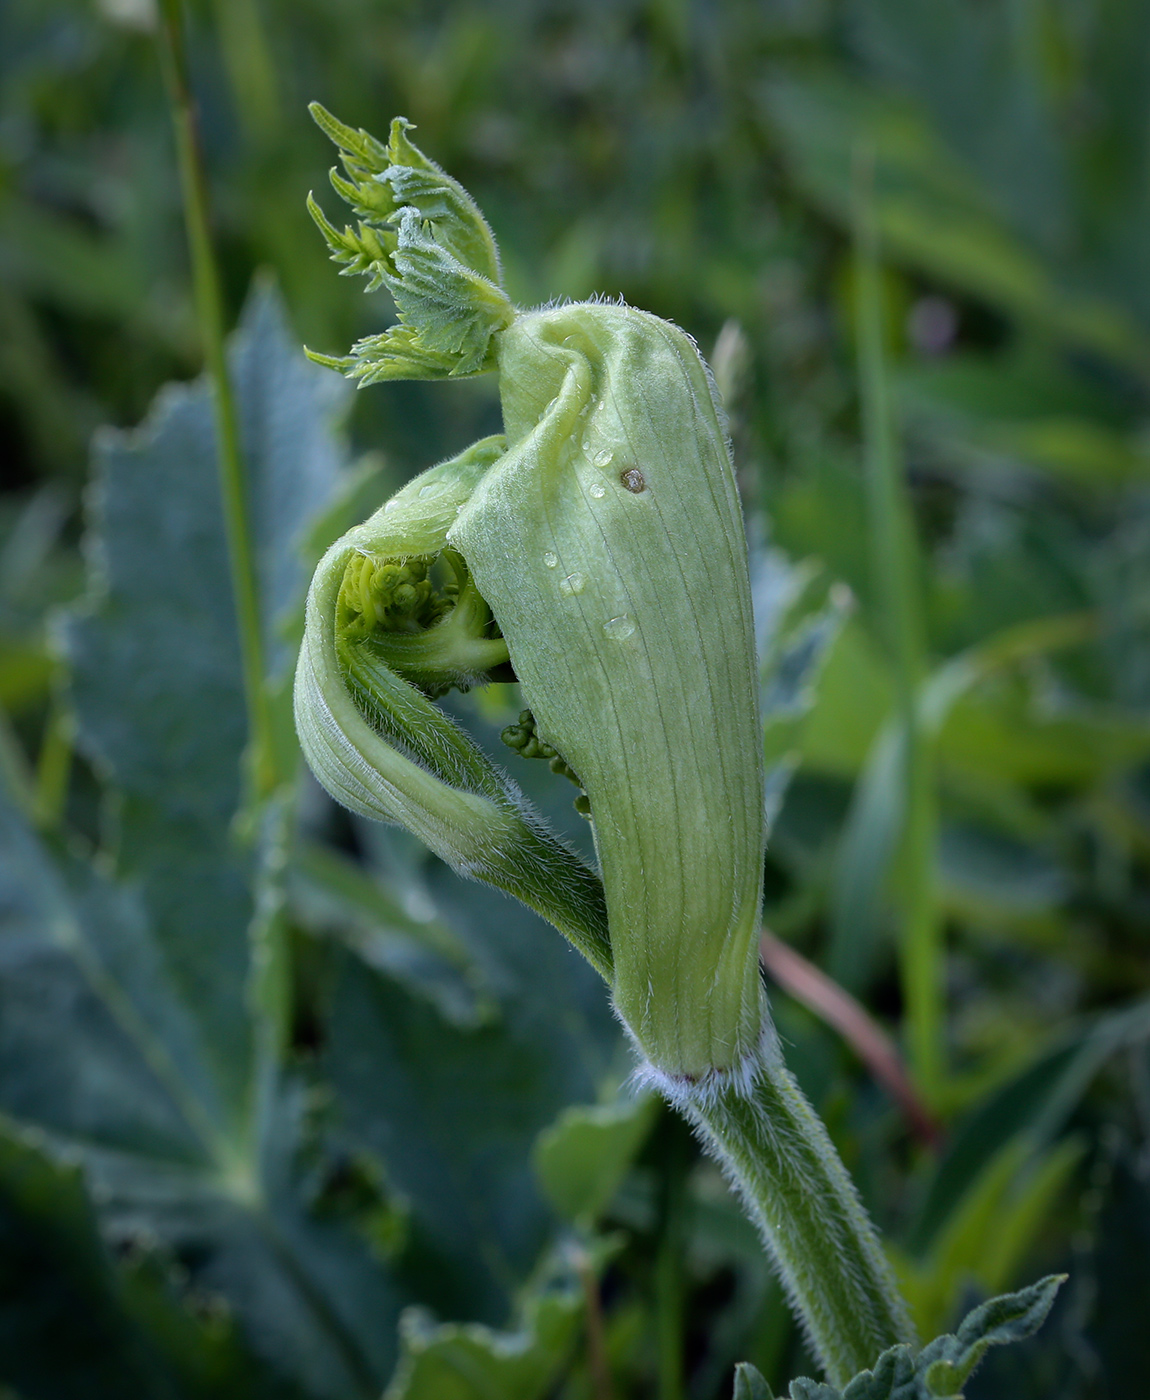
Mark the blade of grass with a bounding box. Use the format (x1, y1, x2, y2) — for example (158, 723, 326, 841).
(156, 0, 290, 1168)
(850, 140, 943, 1100)
(828, 611, 1099, 1007)
(32, 689, 73, 832)
(156, 0, 275, 804)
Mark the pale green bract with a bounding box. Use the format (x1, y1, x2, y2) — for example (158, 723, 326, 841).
(453, 303, 767, 1078)
(298, 107, 918, 1386)
(299, 105, 769, 1082)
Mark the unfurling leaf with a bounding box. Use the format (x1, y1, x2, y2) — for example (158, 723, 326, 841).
(293, 435, 611, 977)
(306, 107, 513, 382)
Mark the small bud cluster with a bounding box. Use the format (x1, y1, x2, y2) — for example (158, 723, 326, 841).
(338, 552, 456, 642)
(502, 710, 591, 816)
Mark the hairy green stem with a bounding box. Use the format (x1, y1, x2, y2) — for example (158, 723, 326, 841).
(657, 1045, 916, 1386)
(157, 0, 275, 801)
(851, 143, 943, 1101)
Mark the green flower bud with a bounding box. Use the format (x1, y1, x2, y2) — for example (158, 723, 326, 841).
(298, 110, 769, 1082)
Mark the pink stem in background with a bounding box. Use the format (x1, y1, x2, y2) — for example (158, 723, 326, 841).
(760, 931, 943, 1148)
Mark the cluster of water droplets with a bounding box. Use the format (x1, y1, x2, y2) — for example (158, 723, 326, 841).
(529, 387, 637, 640)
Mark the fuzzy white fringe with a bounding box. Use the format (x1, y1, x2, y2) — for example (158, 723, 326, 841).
(627, 1021, 782, 1112)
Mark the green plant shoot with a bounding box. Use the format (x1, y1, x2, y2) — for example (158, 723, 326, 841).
(296, 105, 915, 1383)
(298, 107, 767, 1083)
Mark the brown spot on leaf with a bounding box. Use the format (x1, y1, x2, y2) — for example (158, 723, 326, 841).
(620, 467, 646, 493)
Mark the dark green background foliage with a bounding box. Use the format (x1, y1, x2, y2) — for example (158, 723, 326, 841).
(0, 1, 1148, 1396)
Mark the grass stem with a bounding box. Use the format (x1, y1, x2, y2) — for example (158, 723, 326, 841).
(157, 0, 275, 803)
(33, 691, 72, 831)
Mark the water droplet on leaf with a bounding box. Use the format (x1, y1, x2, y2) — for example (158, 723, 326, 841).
(543, 551, 558, 569)
(593, 448, 614, 467)
(589, 483, 606, 499)
(603, 615, 635, 639)
(559, 572, 587, 597)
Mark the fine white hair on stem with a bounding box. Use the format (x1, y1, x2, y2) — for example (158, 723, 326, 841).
(627, 1023, 782, 1110)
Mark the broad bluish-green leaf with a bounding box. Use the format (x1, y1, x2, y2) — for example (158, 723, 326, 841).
(0, 1121, 294, 1400)
(0, 778, 403, 1398)
(59, 282, 350, 1131)
(0, 284, 412, 1398)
